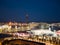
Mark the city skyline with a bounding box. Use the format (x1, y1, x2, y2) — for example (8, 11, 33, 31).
(0, 0, 60, 23)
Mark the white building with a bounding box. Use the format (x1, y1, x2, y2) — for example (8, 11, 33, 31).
(30, 29, 54, 35)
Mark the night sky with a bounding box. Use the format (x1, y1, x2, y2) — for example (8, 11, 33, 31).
(0, 0, 60, 23)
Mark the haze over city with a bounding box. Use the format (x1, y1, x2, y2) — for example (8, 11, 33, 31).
(0, 0, 60, 23)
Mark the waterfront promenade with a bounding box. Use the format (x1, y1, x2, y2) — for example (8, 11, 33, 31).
(0, 36, 60, 45)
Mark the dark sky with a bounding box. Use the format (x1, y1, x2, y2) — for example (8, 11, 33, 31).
(0, 0, 60, 23)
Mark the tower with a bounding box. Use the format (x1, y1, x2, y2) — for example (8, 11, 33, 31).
(25, 14, 29, 23)
(25, 14, 30, 30)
